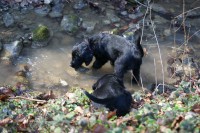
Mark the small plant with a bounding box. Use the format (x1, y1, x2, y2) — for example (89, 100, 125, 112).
(32, 25, 50, 41)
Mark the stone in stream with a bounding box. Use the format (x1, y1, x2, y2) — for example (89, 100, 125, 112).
(34, 5, 51, 16)
(1, 40, 23, 62)
(60, 14, 81, 34)
(49, 3, 64, 18)
(3, 12, 15, 27)
(73, 0, 87, 10)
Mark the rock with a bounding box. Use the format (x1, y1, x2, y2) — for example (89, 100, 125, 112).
(44, 0, 53, 4)
(151, 3, 168, 14)
(49, 3, 64, 18)
(106, 10, 121, 23)
(163, 29, 171, 36)
(82, 21, 96, 33)
(31, 25, 52, 48)
(34, 5, 50, 16)
(1, 40, 23, 61)
(17, 23, 29, 31)
(59, 79, 68, 87)
(151, 3, 173, 20)
(186, 8, 200, 18)
(120, 11, 127, 16)
(102, 20, 111, 25)
(32, 25, 50, 41)
(147, 83, 176, 95)
(60, 15, 81, 34)
(128, 12, 143, 20)
(3, 13, 14, 27)
(73, 0, 87, 10)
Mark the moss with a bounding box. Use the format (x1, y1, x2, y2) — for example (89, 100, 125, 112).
(32, 25, 50, 41)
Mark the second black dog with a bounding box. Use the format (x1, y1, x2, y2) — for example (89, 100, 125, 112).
(84, 74, 132, 116)
(70, 32, 144, 83)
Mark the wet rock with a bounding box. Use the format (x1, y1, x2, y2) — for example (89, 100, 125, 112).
(120, 11, 127, 16)
(163, 29, 171, 36)
(73, 0, 87, 10)
(31, 25, 52, 48)
(0, 1, 10, 11)
(34, 5, 50, 16)
(128, 12, 143, 20)
(44, 0, 53, 4)
(60, 14, 81, 34)
(49, 3, 64, 18)
(102, 19, 111, 25)
(146, 83, 176, 94)
(17, 23, 29, 31)
(151, 3, 169, 14)
(3, 13, 14, 27)
(1, 40, 23, 61)
(82, 21, 96, 33)
(106, 10, 121, 23)
(60, 79, 68, 87)
(186, 8, 200, 18)
(191, 30, 200, 43)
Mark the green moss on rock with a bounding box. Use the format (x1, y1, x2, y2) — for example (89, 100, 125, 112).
(32, 25, 50, 41)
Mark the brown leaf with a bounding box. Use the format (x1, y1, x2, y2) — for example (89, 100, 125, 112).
(92, 124, 107, 133)
(35, 90, 56, 101)
(171, 115, 184, 129)
(15, 114, 26, 123)
(191, 103, 200, 114)
(0, 117, 13, 126)
(107, 110, 116, 120)
(0, 87, 15, 101)
(116, 116, 135, 126)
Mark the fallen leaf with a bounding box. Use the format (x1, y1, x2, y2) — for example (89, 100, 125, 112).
(0, 117, 13, 126)
(116, 116, 134, 126)
(92, 124, 107, 133)
(75, 106, 84, 114)
(35, 90, 56, 100)
(171, 115, 184, 129)
(107, 110, 116, 119)
(191, 103, 200, 114)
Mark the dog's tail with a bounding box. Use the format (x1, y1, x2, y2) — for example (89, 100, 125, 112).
(84, 91, 115, 104)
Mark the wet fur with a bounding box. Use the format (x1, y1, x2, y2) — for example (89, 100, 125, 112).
(84, 74, 132, 116)
(71, 32, 143, 83)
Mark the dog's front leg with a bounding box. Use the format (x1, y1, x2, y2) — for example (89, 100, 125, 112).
(114, 58, 127, 80)
(92, 59, 107, 69)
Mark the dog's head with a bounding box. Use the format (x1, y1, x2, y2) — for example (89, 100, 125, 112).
(70, 40, 93, 69)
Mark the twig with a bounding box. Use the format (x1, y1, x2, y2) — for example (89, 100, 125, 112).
(149, 3, 165, 93)
(154, 58, 158, 86)
(174, 6, 200, 19)
(9, 96, 47, 103)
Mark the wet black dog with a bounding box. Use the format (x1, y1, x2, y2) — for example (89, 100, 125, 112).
(70, 32, 144, 83)
(84, 74, 132, 116)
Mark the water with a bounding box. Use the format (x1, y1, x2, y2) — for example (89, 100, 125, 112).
(0, 1, 200, 95)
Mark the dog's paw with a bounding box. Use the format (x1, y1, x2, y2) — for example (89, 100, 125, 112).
(76, 66, 90, 73)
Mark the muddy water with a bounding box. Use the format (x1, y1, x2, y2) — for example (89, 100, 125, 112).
(0, 1, 200, 95)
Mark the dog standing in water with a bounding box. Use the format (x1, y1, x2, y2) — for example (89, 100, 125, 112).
(70, 32, 144, 84)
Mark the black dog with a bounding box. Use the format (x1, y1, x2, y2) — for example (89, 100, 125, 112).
(71, 32, 144, 83)
(84, 74, 132, 116)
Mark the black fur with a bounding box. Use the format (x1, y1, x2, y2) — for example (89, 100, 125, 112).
(71, 32, 143, 83)
(84, 74, 132, 116)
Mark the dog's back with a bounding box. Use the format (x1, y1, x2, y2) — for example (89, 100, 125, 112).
(84, 74, 132, 116)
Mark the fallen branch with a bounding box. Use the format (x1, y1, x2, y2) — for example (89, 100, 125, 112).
(9, 96, 47, 103)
